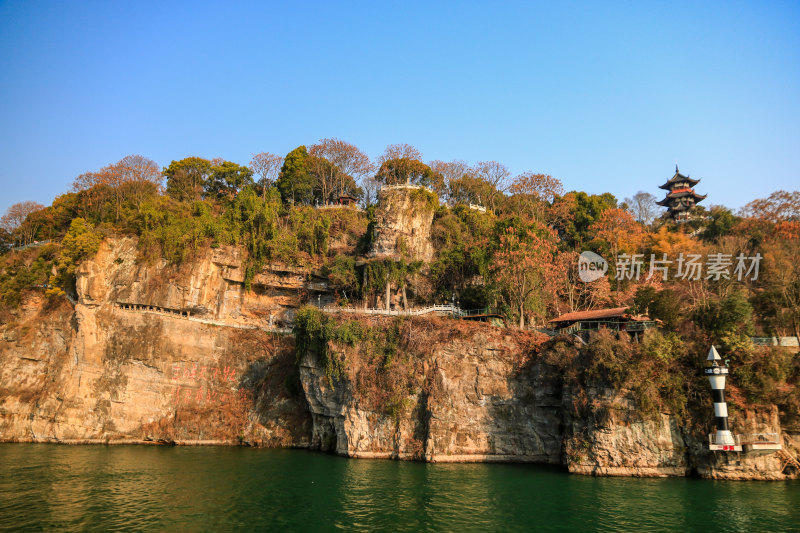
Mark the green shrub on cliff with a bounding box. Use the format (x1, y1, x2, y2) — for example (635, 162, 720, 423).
(0, 244, 58, 307)
(294, 306, 360, 385)
(293, 309, 417, 418)
(325, 256, 358, 295)
(48, 218, 103, 297)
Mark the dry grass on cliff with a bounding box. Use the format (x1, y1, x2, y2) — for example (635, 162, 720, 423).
(535, 329, 694, 421)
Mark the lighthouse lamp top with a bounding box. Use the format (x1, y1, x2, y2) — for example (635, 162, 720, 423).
(703, 345, 729, 375)
(707, 345, 722, 362)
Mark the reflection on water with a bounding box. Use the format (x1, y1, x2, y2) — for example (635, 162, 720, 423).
(1, 444, 798, 532)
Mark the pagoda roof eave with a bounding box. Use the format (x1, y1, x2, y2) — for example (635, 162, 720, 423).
(659, 172, 700, 190)
(662, 190, 707, 200)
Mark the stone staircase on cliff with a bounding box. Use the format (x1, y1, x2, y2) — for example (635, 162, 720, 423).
(778, 449, 800, 474)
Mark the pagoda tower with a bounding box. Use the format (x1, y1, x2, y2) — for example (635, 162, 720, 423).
(656, 166, 707, 221)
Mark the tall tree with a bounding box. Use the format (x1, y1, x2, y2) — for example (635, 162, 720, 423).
(491, 224, 560, 328)
(360, 176, 381, 207)
(558, 191, 617, 247)
(508, 172, 564, 202)
(309, 138, 373, 204)
(117, 155, 162, 213)
(590, 208, 643, 265)
(757, 230, 800, 338)
(623, 191, 658, 225)
(117, 154, 162, 184)
(507, 172, 565, 221)
(205, 161, 254, 200)
(377, 143, 422, 165)
(374, 158, 442, 189)
(448, 173, 495, 206)
(0, 227, 10, 251)
(164, 157, 213, 202)
(0, 201, 45, 245)
(72, 155, 162, 221)
(473, 160, 510, 211)
(700, 205, 738, 242)
(72, 170, 111, 220)
(740, 190, 800, 222)
(428, 159, 469, 200)
(249, 152, 284, 198)
(276, 146, 316, 205)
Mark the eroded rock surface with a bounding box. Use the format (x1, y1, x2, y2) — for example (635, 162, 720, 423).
(1, 237, 797, 481)
(298, 318, 798, 480)
(0, 238, 311, 446)
(369, 186, 437, 261)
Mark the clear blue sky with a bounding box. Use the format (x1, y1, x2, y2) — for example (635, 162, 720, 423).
(1, 1, 798, 216)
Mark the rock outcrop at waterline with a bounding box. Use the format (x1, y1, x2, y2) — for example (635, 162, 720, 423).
(296, 317, 797, 480)
(0, 237, 797, 480)
(298, 323, 564, 463)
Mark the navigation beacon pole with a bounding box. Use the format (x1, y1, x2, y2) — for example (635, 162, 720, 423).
(704, 345, 740, 451)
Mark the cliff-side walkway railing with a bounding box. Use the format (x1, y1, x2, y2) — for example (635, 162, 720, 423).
(751, 336, 800, 347)
(321, 304, 458, 317)
(5, 239, 54, 252)
(379, 184, 436, 195)
(113, 302, 292, 334)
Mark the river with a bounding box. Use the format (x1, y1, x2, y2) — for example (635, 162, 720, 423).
(0, 444, 798, 531)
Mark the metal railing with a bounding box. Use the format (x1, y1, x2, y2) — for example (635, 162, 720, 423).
(316, 204, 364, 211)
(708, 433, 741, 446)
(552, 320, 658, 335)
(752, 337, 800, 347)
(380, 184, 436, 195)
(738, 433, 780, 445)
(456, 307, 492, 318)
(321, 304, 458, 317)
(115, 302, 291, 333)
(5, 239, 54, 251)
(625, 321, 658, 332)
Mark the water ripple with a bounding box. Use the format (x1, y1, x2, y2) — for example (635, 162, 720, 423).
(1, 445, 798, 532)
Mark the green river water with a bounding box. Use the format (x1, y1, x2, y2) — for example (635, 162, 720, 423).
(0, 444, 798, 532)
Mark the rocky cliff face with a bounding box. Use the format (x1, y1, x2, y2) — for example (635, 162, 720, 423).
(1, 238, 797, 480)
(297, 316, 798, 480)
(564, 390, 791, 479)
(368, 186, 437, 261)
(0, 237, 312, 446)
(299, 322, 563, 463)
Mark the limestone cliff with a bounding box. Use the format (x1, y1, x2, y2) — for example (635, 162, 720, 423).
(299, 321, 562, 463)
(1, 238, 797, 481)
(0, 237, 312, 446)
(368, 186, 438, 261)
(297, 315, 799, 480)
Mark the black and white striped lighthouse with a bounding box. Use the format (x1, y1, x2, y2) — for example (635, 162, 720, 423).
(704, 345, 740, 451)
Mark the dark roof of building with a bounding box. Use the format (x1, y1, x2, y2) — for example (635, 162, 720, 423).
(659, 168, 701, 190)
(656, 190, 708, 207)
(549, 307, 655, 327)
